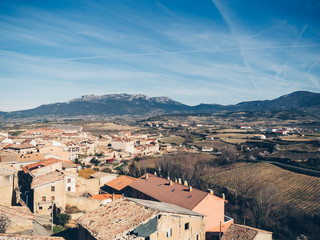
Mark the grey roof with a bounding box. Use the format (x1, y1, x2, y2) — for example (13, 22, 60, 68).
(126, 197, 205, 217)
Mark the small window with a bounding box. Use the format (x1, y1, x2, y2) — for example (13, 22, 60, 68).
(185, 222, 189, 230)
(42, 196, 46, 202)
(196, 234, 200, 240)
(4, 176, 11, 183)
(39, 206, 43, 210)
(51, 186, 55, 192)
(166, 228, 172, 238)
(67, 178, 71, 183)
(145, 237, 150, 240)
(67, 186, 71, 192)
(51, 196, 55, 201)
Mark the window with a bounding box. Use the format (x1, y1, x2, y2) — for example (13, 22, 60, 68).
(166, 228, 172, 238)
(67, 186, 71, 192)
(145, 237, 150, 240)
(42, 196, 46, 202)
(39, 206, 43, 210)
(67, 178, 71, 183)
(4, 175, 11, 183)
(196, 234, 200, 240)
(51, 196, 55, 201)
(185, 222, 189, 230)
(51, 186, 55, 192)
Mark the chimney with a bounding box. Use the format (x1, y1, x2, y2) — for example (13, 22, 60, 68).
(184, 180, 188, 187)
(169, 180, 173, 186)
(208, 189, 213, 195)
(222, 193, 225, 201)
(178, 178, 182, 184)
(112, 193, 115, 201)
(154, 172, 157, 176)
(174, 178, 177, 183)
(146, 174, 149, 180)
(189, 186, 192, 192)
(167, 176, 170, 181)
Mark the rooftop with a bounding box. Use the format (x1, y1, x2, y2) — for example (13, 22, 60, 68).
(22, 158, 61, 173)
(31, 171, 64, 189)
(105, 175, 136, 191)
(77, 198, 157, 240)
(129, 174, 215, 210)
(0, 234, 65, 240)
(90, 171, 112, 179)
(127, 198, 204, 217)
(77, 197, 203, 240)
(220, 224, 272, 240)
(0, 205, 34, 221)
(89, 194, 123, 201)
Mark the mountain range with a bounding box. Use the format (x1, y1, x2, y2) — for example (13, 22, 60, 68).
(1, 91, 320, 120)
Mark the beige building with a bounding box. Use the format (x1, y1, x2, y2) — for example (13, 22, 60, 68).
(77, 197, 206, 240)
(39, 145, 69, 161)
(31, 171, 66, 215)
(0, 163, 18, 206)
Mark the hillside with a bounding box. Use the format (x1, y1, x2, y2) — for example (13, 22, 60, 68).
(213, 162, 320, 215)
(1, 91, 319, 120)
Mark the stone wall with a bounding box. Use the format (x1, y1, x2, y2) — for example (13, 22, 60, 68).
(66, 194, 101, 212)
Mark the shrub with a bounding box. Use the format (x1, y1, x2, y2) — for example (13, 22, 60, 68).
(54, 213, 70, 227)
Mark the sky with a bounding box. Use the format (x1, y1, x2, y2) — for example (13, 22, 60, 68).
(1, 0, 320, 111)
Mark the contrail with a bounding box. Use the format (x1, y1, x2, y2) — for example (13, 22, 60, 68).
(61, 44, 320, 61)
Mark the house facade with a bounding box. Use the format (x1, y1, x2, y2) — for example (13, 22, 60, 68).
(77, 197, 206, 240)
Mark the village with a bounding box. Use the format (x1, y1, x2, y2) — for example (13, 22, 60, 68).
(0, 122, 281, 240)
(0, 118, 319, 240)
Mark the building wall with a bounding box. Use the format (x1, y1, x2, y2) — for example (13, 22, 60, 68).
(255, 232, 273, 240)
(31, 162, 62, 176)
(76, 176, 100, 196)
(99, 174, 118, 187)
(33, 180, 66, 215)
(66, 194, 101, 212)
(149, 214, 206, 240)
(0, 175, 14, 206)
(192, 194, 225, 231)
(65, 176, 76, 193)
(40, 146, 69, 161)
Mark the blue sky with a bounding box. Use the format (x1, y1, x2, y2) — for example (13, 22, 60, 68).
(1, 0, 320, 111)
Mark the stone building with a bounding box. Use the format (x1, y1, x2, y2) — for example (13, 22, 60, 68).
(77, 198, 206, 240)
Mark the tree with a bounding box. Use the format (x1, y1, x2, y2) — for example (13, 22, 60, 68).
(218, 145, 238, 164)
(90, 157, 99, 166)
(54, 213, 70, 227)
(128, 161, 141, 178)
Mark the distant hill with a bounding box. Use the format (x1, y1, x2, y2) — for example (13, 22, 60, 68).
(1, 91, 319, 120)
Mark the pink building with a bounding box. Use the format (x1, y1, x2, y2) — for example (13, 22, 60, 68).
(129, 174, 233, 237)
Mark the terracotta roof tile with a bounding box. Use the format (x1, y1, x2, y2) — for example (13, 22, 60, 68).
(77, 198, 157, 240)
(104, 175, 137, 191)
(22, 158, 61, 173)
(0, 234, 65, 239)
(31, 171, 64, 189)
(89, 194, 123, 201)
(0, 205, 34, 220)
(129, 174, 210, 210)
(221, 224, 272, 240)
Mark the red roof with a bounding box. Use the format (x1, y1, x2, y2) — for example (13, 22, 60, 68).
(129, 174, 219, 210)
(22, 158, 61, 173)
(105, 175, 137, 191)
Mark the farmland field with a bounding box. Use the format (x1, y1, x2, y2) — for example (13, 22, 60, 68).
(213, 162, 320, 215)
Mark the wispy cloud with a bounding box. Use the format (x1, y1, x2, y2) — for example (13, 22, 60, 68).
(0, 0, 319, 111)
